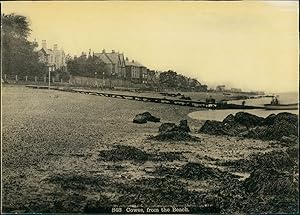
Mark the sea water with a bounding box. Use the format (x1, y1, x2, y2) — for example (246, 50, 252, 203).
(189, 92, 299, 121)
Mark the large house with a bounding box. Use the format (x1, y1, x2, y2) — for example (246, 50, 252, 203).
(37, 40, 66, 71)
(125, 58, 147, 84)
(93, 49, 126, 78)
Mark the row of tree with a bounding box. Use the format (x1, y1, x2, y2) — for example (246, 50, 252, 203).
(66, 55, 109, 78)
(159, 70, 207, 91)
(66, 55, 207, 91)
(2, 13, 47, 77)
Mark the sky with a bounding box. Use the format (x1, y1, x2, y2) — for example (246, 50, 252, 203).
(2, 1, 298, 93)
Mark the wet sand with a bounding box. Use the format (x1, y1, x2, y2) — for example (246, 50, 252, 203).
(2, 85, 296, 213)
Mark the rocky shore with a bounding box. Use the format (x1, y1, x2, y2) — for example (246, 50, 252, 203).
(2, 85, 299, 214)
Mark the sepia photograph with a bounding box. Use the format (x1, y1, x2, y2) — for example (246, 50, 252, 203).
(1, 0, 299, 214)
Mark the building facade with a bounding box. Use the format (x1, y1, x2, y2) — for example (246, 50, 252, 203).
(93, 50, 126, 78)
(37, 40, 66, 71)
(125, 58, 148, 84)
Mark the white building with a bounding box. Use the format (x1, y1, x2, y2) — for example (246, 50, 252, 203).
(37, 40, 66, 70)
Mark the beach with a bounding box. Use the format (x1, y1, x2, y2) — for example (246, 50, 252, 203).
(2, 85, 298, 213)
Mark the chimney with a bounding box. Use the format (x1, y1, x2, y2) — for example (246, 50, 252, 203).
(42, 40, 47, 49)
(126, 57, 129, 61)
(89, 49, 91, 56)
(102, 49, 105, 53)
(132, 59, 134, 63)
(53, 44, 58, 51)
(112, 50, 115, 53)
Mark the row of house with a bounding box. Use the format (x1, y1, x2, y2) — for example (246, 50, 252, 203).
(80, 49, 156, 84)
(37, 40, 157, 84)
(36, 41, 203, 89)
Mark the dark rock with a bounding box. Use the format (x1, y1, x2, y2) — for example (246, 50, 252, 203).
(159, 123, 177, 133)
(144, 112, 161, 122)
(178, 120, 191, 132)
(133, 112, 160, 124)
(244, 168, 298, 195)
(133, 114, 148, 124)
(263, 114, 276, 125)
(216, 148, 299, 214)
(199, 112, 298, 141)
(199, 120, 227, 135)
(222, 114, 235, 124)
(233, 112, 264, 128)
(263, 113, 298, 141)
(153, 120, 198, 141)
(274, 112, 298, 125)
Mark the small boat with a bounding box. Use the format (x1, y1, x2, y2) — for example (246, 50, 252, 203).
(264, 95, 298, 110)
(264, 103, 298, 110)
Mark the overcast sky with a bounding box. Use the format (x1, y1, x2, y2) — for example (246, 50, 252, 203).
(3, 1, 298, 93)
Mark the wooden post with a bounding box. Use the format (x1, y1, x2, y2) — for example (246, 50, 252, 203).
(15, 75, 18, 82)
(35, 76, 37, 82)
(44, 76, 46, 82)
(25, 76, 28, 81)
(48, 70, 50, 89)
(52, 77, 55, 83)
(4, 74, 6, 80)
(61, 79, 63, 83)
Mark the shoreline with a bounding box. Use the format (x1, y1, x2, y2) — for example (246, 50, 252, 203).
(2, 85, 298, 214)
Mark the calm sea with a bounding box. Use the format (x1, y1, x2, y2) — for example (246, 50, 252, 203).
(189, 92, 299, 121)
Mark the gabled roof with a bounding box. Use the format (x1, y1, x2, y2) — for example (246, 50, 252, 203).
(106, 52, 120, 65)
(38, 48, 53, 56)
(94, 51, 126, 66)
(93, 53, 113, 64)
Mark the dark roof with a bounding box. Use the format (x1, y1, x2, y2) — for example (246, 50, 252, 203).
(106, 52, 120, 65)
(125, 59, 144, 67)
(93, 53, 113, 64)
(94, 52, 126, 66)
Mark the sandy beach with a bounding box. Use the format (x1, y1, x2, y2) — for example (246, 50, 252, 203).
(2, 85, 298, 213)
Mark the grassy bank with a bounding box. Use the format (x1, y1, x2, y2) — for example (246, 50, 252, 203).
(2, 85, 297, 213)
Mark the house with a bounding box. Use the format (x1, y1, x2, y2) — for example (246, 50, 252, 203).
(37, 40, 66, 71)
(93, 49, 126, 78)
(125, 58, 147, 84)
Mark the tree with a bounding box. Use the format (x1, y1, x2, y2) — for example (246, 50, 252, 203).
(2, 13, 47, 77)
(66, 55, 109, 78)
(159, 70, 178, 88)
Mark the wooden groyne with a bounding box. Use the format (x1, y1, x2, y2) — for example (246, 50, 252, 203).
(25, 85, 264, 110)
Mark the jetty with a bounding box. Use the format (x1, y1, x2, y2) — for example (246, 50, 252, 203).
(25, 85, 264, 110)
